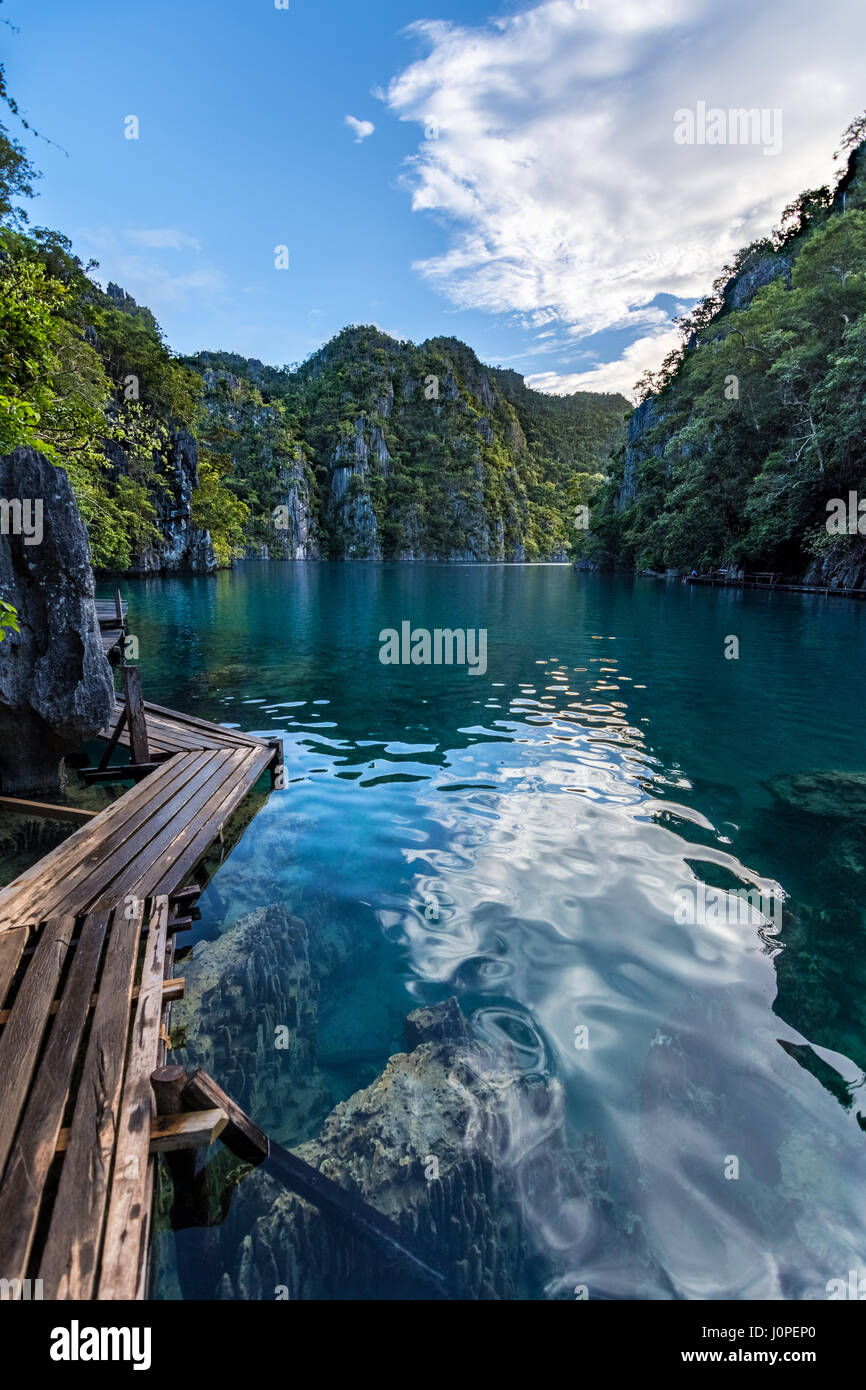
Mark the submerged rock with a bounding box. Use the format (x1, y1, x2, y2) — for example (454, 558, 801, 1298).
(192, 998, 656, 1301)
(0, 447, 115, 792)
(767, 771, 866, 823)
(177, 904, 330, 1144)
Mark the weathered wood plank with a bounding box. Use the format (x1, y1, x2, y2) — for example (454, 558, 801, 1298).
(0, 975, 184, 1027)
(123, 667, 150, 766)
(38, 901, 145, 1300)
(138, 700, 268, 748)
(0, 912, 110, 1281)
(8, 751, 205, 922)
(0, 752, 198, 927)
(103, 748, 253, 905)
(0, 926, 28, 1005)
(182, 1069, 269, 1161)
(97, 898, 169, 1300)
(141, 746, 274, 900)
(149, 1109, 227, 1152)
(84, 751, 241, 912)
(0, 796, 97, 825)
(0, 916, 76, 1178)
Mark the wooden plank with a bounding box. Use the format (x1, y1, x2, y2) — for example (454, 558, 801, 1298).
(0, 912, 110, 1282)
(0, 926, 28, 1006)
(121, 667, 149, 766)
(58, 1109, 229, 1155)
(0, 916, 76, 1179)
(0, 975, 184, 1027)
(0, 752, 197, 928)
(39, 901, 144, 1300)
(0, 796, 97, 825)
(182, 1069, 269, 1161)
(149, 1109, 227, 1152)
(138, 746, 272, 900)
(5, 751, 205, 923)
(96, 706, 128, 772)
(140, 700, 268, 748)
(72, 750, 235, 914)
(97, 898, 169, 1300)
(103, 749, 252, 905)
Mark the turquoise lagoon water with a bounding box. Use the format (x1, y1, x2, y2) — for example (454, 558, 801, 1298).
(103, 563, 866, 1300)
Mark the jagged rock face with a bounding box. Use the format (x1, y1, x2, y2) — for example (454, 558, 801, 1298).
(721, 250, 793, 313)
(188, 333, 628, 564)
(619, 395, 665, 511)
(273, 454, 319, 560)
(179, 996, 654, 1301)
(0, 448, 115, 792)
(118, 428, 216, 574)
(803, 538, 866, 590)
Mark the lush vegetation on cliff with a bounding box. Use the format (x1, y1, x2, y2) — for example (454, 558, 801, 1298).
(189, 331, 628, 562)
(585, 121, 866, 578)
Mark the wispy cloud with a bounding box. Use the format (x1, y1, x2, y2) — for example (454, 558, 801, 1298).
(386, 0, 864, 394)
(345, 115, 375, 143)
(126, 228, 202, 251)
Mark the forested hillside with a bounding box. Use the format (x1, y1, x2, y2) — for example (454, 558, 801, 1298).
(186, 332, 629, 563)
(584, 118, 866, 586)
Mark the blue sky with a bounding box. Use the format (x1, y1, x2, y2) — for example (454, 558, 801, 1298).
(4, 0, 864, 396)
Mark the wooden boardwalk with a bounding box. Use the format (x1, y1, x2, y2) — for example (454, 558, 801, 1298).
(0, 668, 280, 1298)
(687, 573, 866, 599)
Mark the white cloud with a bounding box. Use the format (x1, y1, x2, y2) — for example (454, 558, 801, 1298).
(386, 0, 865, 393)
(345, 115, 375, 143)
(527, 327, 682, 400)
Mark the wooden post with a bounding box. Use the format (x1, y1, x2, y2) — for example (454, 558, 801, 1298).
(268, 738, 284, 789)
(151, 1065, 188, 1116)
(122, 666, 150, 766)
(151, 1065, 198, 1218)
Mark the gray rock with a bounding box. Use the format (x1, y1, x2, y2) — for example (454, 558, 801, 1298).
(0, 448, 115, 792)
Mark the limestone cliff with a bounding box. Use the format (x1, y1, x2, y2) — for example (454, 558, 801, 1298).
(0, 447, 115, 792)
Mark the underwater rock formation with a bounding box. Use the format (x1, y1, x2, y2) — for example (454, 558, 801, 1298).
(183, 997, 657, 1301)
(178, 904, 329, 1144)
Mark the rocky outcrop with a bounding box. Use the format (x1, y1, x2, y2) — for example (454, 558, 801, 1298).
(0, 448, 115, 792)
(802, 538, 866, 590)
(186, 333, 628, 564)
(115, 428, 216, 574)
(619, 394, 666, 512)
(720, 248, 793, 313)
(272, 453, 319, 561)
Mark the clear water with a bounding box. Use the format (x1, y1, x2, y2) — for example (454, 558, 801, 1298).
(104, 563, 866, 1300)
